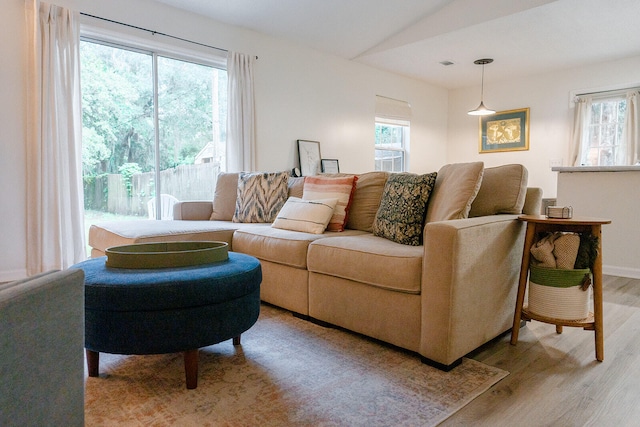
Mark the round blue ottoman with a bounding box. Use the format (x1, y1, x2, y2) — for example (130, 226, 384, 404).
(72, 251, 261, 389)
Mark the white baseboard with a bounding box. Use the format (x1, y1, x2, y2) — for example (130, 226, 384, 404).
(603, 265, 640, 280)
(0, 268, 28, 283)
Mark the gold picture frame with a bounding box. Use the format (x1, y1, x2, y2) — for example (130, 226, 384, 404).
(479, 108, 529, 153)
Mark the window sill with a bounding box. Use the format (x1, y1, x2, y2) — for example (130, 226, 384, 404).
(552, 165, 640, 172)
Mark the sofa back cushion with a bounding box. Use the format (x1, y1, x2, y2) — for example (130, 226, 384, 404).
(211, 172, 240, 220)
(211, 173, 306, 221)
(425, 162, 484, 223)
(346, 171, 389, 232)
(469, 164, 528, 217)
(232, 171, 290, 223)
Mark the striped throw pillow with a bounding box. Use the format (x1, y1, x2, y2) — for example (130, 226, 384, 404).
(272, 197, 338, 234)
(233, 171, 290, 223)
(302, 175, 358, 231)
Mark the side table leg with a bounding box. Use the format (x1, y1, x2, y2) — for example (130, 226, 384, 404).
(184, 349, 199, 389)
(511, 223, 536, 345)
(592, 224, 604, 362)
(86, 349, 99, 377)
(233, 335, 241, 345)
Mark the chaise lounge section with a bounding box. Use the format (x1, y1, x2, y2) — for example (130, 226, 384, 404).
(89, 162, 541, 369)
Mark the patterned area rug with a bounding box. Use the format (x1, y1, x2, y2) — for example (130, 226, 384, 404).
(85, 304, 507, 426)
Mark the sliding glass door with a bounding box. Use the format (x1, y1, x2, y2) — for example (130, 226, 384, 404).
(80, 39, 227, 252)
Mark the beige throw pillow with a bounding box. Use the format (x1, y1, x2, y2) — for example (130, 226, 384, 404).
(272, 197, 338, 234)
(425, 162, 484, 223)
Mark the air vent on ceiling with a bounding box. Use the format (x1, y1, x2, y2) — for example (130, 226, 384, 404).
(439, 60, 454, 66)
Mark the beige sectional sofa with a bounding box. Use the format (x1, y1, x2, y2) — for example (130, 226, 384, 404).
(88, 162, 541, 369)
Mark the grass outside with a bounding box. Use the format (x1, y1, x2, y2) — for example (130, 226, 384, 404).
(84, 209, 145, 257)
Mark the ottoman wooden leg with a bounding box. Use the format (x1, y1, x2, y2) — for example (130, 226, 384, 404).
(184, 349, 199, 389)
(233, 335, 241, 345)
(86, 349, 99, 377)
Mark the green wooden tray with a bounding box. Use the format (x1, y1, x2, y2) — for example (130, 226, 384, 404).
(105, 241, 229, 269)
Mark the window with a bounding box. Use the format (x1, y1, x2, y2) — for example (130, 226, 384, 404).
(375, 96, 411, 172)
(375, 120, 408, 172)
(574, 89, 639, 166)
(581, 96, 626, 166)
(80, 39, 227, 227)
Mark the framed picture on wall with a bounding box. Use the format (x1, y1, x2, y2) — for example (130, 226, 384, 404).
(479, 108, 530, 153)
(297, 139, 321, 176)
(321, 159, 340, 174)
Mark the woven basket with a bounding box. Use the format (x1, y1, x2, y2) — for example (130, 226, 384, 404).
(528, 265, 591, 320)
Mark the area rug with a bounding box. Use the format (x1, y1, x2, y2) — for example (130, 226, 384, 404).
(85, 304, 508, 426)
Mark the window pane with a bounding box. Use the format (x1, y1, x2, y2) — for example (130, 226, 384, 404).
(80, 40, 153, 222)
(375, 149, 404, 172)
(375, 123, 404, 149)
(157, 57, 227, 205)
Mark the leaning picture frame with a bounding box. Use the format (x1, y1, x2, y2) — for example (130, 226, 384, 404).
(297, 139, 321, 176)
(479, 108, 530, 153)
(321, 159, 340, 174)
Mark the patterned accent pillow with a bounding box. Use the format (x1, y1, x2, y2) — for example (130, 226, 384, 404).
(302, 175, 358, 231)
(372, 172, 437, 246)
(233, 171, 290, 223)
(272, 197, 339, 234)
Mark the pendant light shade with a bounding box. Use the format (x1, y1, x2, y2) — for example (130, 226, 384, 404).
(468, 58, 495, 116)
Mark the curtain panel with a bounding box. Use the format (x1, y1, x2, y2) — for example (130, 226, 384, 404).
(622, 90, 639, 165)
(569, 95, 591, 166)
(226, 52, 256, 172)
(26, 0, 85, 274)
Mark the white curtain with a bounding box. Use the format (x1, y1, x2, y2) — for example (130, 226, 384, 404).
(569, 95, 592, 166)
(226, 52, 256, 172)
(621, 90, 639, 165)
(26, 1, 85, 275)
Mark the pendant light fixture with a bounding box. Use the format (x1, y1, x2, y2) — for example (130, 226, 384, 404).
(468, 58, 495, 116)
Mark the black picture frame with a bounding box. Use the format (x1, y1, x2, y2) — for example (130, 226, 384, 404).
(297, 139, 321, 176)
(321, 159, 340, 173)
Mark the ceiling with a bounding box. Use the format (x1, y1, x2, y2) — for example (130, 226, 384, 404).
(153, 0, 640, 89)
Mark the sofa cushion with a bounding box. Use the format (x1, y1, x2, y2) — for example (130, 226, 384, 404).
(272, 197, 338, 234)
(469, 164, 528, 217)
(233, 171, 290, 223)
(211, 172, 240, 221)
(88, 220, 247, 255)
(288, 176, 305, 198)
(346, 171, 389, 232)
(302, 175, 358, 231)
(425, 162, 484, 223)
(307, 234, 424, 294)
(372, 172, 437, 246)
(232, 225, 366, 269)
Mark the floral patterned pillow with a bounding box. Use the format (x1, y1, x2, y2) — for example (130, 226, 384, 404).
(372, 172, 437, 246)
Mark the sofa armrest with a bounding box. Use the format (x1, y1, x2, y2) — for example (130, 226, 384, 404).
(420, 215, 525, 366)
(173, 201, 214, 220)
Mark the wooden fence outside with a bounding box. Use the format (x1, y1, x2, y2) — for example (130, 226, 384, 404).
(84, 163, 220, 217)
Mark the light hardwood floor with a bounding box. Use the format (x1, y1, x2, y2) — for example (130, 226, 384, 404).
(443, 274, 640, 426)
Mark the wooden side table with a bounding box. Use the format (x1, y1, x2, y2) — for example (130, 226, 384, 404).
(510, 215, 611, 361)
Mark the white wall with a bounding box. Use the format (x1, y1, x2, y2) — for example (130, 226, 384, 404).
(448, 55, 640, 198)
(0, 0, 447, 280)
(557, 169, 640, 279)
